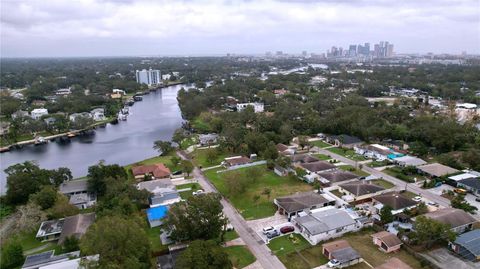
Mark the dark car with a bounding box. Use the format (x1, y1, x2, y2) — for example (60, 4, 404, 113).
(475, 197, 480, 202)
(266, 230, 279, 239)
(280, 226, 294, 234)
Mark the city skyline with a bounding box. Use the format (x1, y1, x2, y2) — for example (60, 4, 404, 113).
(1, 0, 479, 57)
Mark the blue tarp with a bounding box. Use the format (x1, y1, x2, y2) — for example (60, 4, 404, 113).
(147, 205, 168, 221)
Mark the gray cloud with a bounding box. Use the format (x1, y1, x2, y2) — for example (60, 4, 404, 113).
(1, 0, 478, 57)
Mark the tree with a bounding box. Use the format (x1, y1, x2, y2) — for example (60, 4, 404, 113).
(298, 136, 310, 149)
(164, 194, 227, 242)
(205, 149, 218, 164)
(153, 140, 173, 156)
(172, 128, 186, 145)
(0, 241, 24, 269)
(413, 215, 456, 248)
(80, 216, 151, 269)
(48, 194, 79, 219)
(71, 115, 94, 130)
(5, 161, 52, 205)
(49, 167, 73, 187)
(262, 188, 271, 200)
(181, 160, 194, 176)
(87, 162, 127, 197)
(451, 194, 477, 214)
(380, 205, 394, 224)
(176, 240, 232, 269)
(170, 156, 181, 168)
(62, 236, 80, 252)
(30, 186, 57, 210)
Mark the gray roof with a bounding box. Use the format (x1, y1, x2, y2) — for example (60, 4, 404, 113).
(36, 219, 65, 238)
(422, 208, 477, 229)
(331, 247, 361, 263)
(340, 181, 385, 196)
(295, 208, 356, 235)
(458, 178, 480, 190)
(59, 213, 96, 244)
(150, 191, 180, 206)
(318, 170, 358, 183)
(22, 251, 80, 269)
(290, 154, 320, 163)
(393, 156, 427, 167)
(330, 134, 363, 145)
(137, 178, 174, 194)
(59, 179, 88, 194)
(69, 193, 95, 205)
(373, 193, 417, 210)
(454, 229, 480, 256)
(417, 163, 459, 177)
(275, 192, 330, 213)
(300, 161, 336, 173)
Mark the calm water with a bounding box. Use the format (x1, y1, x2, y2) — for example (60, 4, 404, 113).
(0, 84, 192, 193)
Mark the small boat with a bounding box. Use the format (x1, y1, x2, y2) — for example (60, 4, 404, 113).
(34, 136, 48, 146)
(118, 113, 128, 121)
(111, 117, 119, 124)
(121, 107, 129, 115)
(126, 98, 135, 106)
(133, 95, 143, 101)
(67, 132, 76, 138)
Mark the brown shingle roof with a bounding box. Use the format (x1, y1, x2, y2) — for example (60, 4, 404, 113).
(225, 156, 251, 166)
(322, 240, 350, 254)
(374, 258, 413, 269)
(422, 208, 477, 229)
(132, 163, 171, 178)
(340, 181, 385, 196)
(290, 154, 320, 163)
(417, 163, 459, 177)
(317, 170, 358, 183)
(275, 192, 330, 213)
(373, 192, 418, 210)
(59, 213, 95, 244)
(276, 143, 289, 152)
(371, 231, 402, 248)
(300, 161, 336, 172)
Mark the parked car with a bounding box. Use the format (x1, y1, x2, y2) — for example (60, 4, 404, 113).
(412, 196, 422, 202)
(172, 170, 182, 175)
(427, 201, 438, 206)
(280, 226, 294, 234)
(262, 226, 275, 234)
(266, 230, 279, 239)
(327, 259, 340, 268)
(454, 188, 467, 194)
(192, 190, 205, 196)
(475, 197, 480, 202)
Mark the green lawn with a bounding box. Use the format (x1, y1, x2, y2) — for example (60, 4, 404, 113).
(204, 166, 313, 220)
(337, 165, 370, 177)
(330, 189, 344, 198)
(192, 117, 212, 133)
(310, 140, 331, 148)
(190, 148, 229, 168)
(180, 137, 197, 150)
(223, 230, 239, 242)
(327, 147, 366, 161)
(313, 154, 331, 161)
(269, 234, 328, 269)
(224, 246, 256, 268)
(145, 226, 169, 254)
(384, 167, 426, 183)
(175, 183, 201, 190)
(367, 160, 392, 168)
(370, 179, 395, 189)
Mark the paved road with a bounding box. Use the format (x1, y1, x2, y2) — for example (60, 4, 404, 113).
(177, 151, 286, 269)
(316, 148, 452, 208)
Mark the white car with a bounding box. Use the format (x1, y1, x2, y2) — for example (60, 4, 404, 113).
(412, 196, 422, 202)
(427, 201, 438, 206)
(327, 259, 340, 268)
(192, 190, 205, 196)
(262, 226, 275, 234)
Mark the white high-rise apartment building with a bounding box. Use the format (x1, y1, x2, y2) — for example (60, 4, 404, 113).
(135, 69, 161, 86)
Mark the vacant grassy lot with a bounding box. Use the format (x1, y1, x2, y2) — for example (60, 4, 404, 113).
(327, 147, 366, 161)
(370, 179, 395, 189)
(224, 246, 256, 268)
(190, 148, 229, 168)
(310, 140, 332, 148)
(338, 165, 370, 177)
(204, 166, 313, 220)
(268, 234, 328, 269)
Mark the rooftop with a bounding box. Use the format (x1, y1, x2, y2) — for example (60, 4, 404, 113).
(132, 163, 171, 178)
(317, 170, 358, 183)
(59, 213, 96, 244)
(59, 179, 88, 194)
(422, 208, 477, 229)
(458, 178, 480, 190)
(290, 153, 319, 164)
(453, 229, 480, 257)
(300, 161, 336, 173)
(371, 231, 402, 248)
(36, 219, 65, 238)
(331, 246, 361, 263)
(393, 155, 427, 166)
(340, 181, 385, 196)
(275, 192, 331, 213)
(137, 178, 174, 194)
(329, 134, 363, 145)
(147, 205, 169, 221)
(417, 163, 459, 177)
(224, 156, 251, 166)
(373, 192, 417, 210)
(295, 207, 356, 235)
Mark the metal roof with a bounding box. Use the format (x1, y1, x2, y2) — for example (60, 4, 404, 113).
(296, 207, 356, 235)
(454, 229, 480, 256)
(59, 179, 88, 194)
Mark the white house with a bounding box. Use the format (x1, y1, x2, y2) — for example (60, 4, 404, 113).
(293, 206, 364, 245)
(112, 88, 126, 95)
(31, 108, 49, 120)
(69, 112, 92, 122)
(90, 108, 106, 121)
(236, 102, 264, 113)
(55, 88, 72, 96)
(354, 144, 393, 161)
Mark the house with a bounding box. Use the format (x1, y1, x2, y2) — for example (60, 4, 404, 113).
(223, 156, 251, 167)
(421, 208, 477, 234)
(317, 170, 358, 185)
(147, 205, 169, 227)
(372, 193, 418, 215)
(36, 219, 65, 241)
(393, 156, 427, 167)
(58, 213, 95, 244)
(22, 251, 80, 269)
(59, 179, 96, 209)
(300, 161, 336, 174)
(55, 88, 72, 96)
(131, 163, 171, 180)
(338, 181, 387, 203)
(325, 135, 363, 149)
(457, 178, 480, 195)
(149, 189, 181, 208)
(236, 102, 264, 113)
(31, 108, 49, 120)
(274, 165, 289, 177)
(110, 93, 122, 99)
(290, 153, 320, 164)
(274, 192, 335, 220)
(11, 110, 29, 119)
(90, 108, 106, 121)
(354, 144, 394, 161)
(112, 88, 126, 95)
(273, 88, 289, 97)
(69, 112, 92, 122)
(374, 257, 413, 269)
(44, 117, 57, 126)
(417, 163, 459, 178)
(137, 178, 174, 194)
(371, 231, 402, 253)
(293, 206, 361, 245)
(0, 122, 10, 136)
(448, 171, 480, 182)
(449, 229, 480, 262)
(198, 133, 219, 146)
(276, 143, 296, 155)
(382, 139, 410, 151)
(322, 240, 362, 268)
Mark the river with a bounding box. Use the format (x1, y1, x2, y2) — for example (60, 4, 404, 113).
(0, 83, 192, 193)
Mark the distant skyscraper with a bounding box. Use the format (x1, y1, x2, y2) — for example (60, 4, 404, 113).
(276, 51, 283, 56)
(302, 50, 307, 57)
(348, 45, 357, 57)
(387, 44, 394, 57)
(364, 43, 370, 56)
(136, 69, 161, 86)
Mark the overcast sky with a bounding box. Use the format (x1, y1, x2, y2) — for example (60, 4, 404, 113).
(1, 0, 479, 57)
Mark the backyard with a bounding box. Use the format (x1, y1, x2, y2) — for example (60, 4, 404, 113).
(204, 166, 313, 220)
(310, 140, 332, 149)
(189, 148, 229, 168)
(224, 245, 256, 268)
(327, 147, 366, 161)
(268, 234, 328, 269)
(176, 182, 201, 200)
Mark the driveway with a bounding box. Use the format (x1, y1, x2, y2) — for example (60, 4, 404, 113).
(421, 248, 479, 269)
(246, 214, 296, 243)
